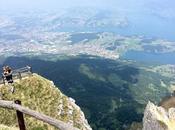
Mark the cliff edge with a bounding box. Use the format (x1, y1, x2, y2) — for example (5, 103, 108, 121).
(0, 74, 92, 130)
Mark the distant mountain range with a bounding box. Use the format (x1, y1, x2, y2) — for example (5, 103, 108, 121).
(0, 8, 128, 31)
(1, 7, 175, 40)
(46, 8, 128, 30)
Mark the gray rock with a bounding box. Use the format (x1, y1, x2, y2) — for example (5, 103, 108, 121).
(143, 101, 175, 130)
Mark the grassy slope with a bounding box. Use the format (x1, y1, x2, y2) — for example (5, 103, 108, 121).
(0, 124, 18, 130)
(0, 74, 83, 130)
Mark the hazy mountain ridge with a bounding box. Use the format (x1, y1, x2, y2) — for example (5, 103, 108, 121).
(0, 8, 128, 31)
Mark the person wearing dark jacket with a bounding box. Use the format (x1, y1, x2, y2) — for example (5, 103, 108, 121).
(4, 66, 13, 84)
(2, 66, 14, 93)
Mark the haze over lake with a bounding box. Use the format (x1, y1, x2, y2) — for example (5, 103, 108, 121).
(1, 0, 175, 41)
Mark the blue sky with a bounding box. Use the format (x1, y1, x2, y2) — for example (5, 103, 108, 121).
(0, 0, 174, 12)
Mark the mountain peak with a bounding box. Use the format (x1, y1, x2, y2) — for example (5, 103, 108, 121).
(0, 74, 92, 130)
(143, 101, 175, 130)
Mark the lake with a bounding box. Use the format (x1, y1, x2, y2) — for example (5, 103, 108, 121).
(122, 50, 175, 65)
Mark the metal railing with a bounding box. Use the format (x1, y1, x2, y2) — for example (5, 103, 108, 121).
(0, 66, 32, 85)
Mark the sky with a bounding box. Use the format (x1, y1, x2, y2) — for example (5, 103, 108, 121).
(0, 0, 175, 21)
(0, 0, 174, 12)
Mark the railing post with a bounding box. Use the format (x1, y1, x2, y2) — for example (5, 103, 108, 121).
(15, 100, 26, 130)
(26, 66, 32, 75)
(18, 72, 22, 80)
(30, 67, 33, 73)
(29, 66, 32, 74)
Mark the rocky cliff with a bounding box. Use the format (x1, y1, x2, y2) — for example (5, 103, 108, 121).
(0, 74, 92, 130)
(143, 102, 175, 130)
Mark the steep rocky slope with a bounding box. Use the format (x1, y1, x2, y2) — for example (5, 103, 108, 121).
(0, 74, 92, 130)
(143, 102, 175, 130)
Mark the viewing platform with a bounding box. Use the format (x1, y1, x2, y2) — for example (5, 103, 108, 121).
(0, 66, 33, 85)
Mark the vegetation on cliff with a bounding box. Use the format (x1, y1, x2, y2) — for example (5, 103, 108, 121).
(0, 74, 91, 130)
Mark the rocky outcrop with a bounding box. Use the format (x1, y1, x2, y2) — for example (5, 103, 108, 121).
(143, 102, 175, 130)
(0, 74, 92, 130)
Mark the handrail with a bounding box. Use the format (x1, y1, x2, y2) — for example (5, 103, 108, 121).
(13, 66, 32, 73)
(0, 100, 79, 130)
(0, 66, 32, 85)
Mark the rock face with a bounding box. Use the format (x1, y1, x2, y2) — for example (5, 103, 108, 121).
(0, 74, 92, 130)
(143, 102, 175, 130)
